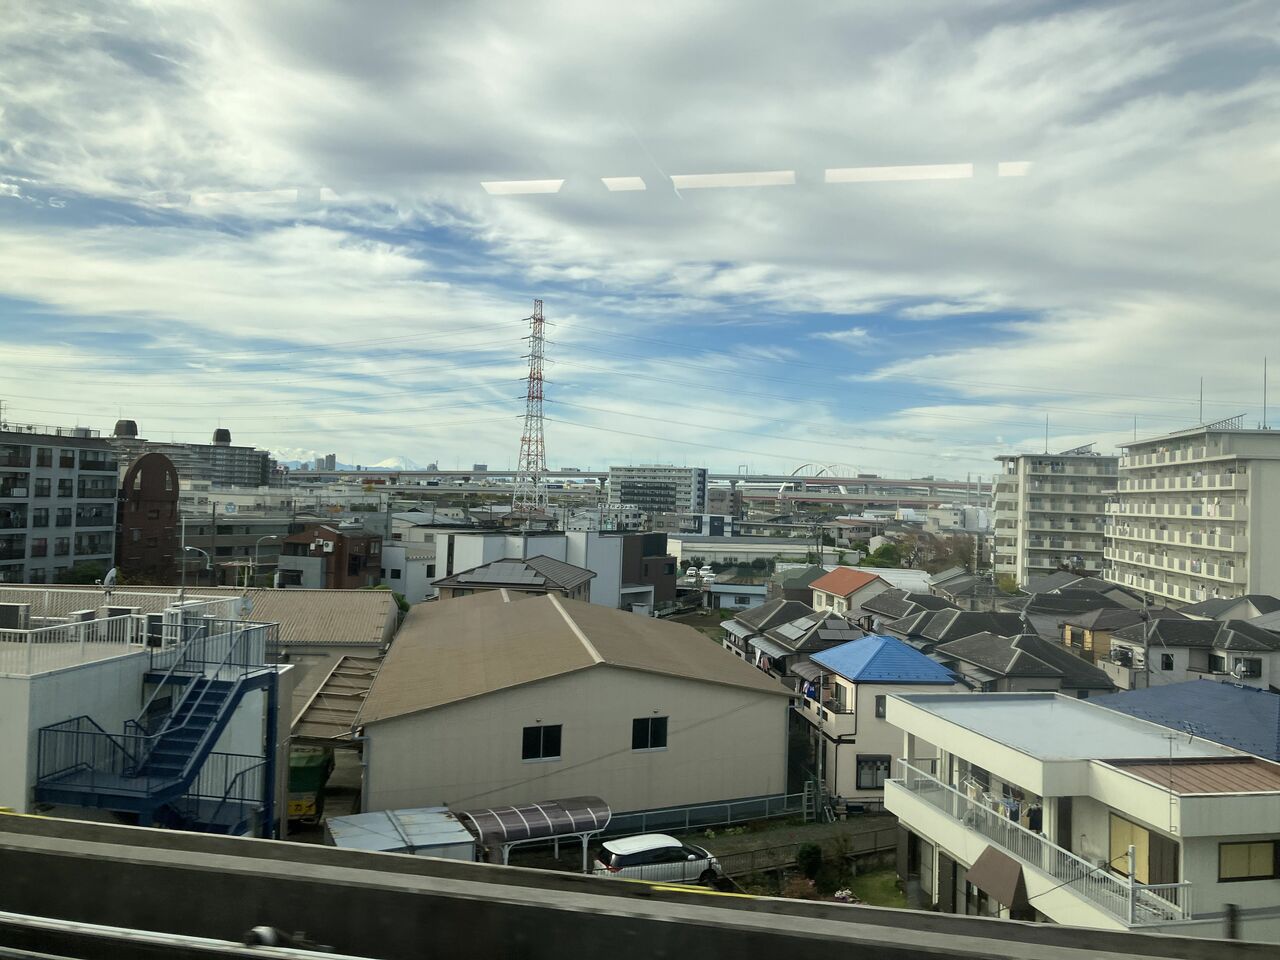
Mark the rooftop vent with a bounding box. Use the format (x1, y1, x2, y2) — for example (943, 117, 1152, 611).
(212, 428, 232, 446)
(113, 419, 139, 438)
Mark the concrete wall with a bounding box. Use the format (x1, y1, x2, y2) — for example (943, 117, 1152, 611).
(565, 531, 622, 608)
(365, 667, 789, 813)
(381, 544, 434, 603)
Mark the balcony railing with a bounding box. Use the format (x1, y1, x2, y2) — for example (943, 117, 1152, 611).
(893, 760, 1190, 925)
(1106, 502, 1238, 521)
(1117, 474, 1247, 493)
(1105, 524, 1244, 553)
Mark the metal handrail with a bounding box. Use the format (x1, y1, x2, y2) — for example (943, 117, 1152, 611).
(894, 760, 1190, 924)
(204, 758, 266, 830)
(131, 621, 212, 739)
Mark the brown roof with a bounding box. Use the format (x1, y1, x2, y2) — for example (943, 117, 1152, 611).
(1109, 756, 1280, 794)
(292, 655, 383, 741)
(0, 585, 396, 647)
(809, 567, 884, 599)
(359, 591, 792, 725)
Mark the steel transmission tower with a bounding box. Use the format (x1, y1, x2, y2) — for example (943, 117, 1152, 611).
(512, 299, 548, 514)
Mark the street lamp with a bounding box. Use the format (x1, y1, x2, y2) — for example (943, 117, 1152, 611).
(182, 545, 212, 589)
(252, 535, 280, 588)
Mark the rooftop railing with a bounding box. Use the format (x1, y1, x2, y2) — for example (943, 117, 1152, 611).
(893, 760, 1190, 926)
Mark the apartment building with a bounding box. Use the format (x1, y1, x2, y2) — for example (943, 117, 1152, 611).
(993, 447, 1117, 588)
(0, 424, 118, 584)
(278, 523, 382, 589)
(886, 692, 1280, 941)
(109, 419, 273, 488)
(1105, 422, 1280, 605)
(608, 464, 708, 515)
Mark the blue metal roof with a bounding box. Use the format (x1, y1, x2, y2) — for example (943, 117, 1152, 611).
(811, 634, 957, 685)
(1098, 679, 1280, 762)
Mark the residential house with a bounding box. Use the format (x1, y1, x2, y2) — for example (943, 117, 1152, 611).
(749, 610, 862, 685)
(380, 543, 435, 603)
(766, 564, 829, 603)
(1014, 591, 1130, 642)
(720, 598, 814, 661)
(278, 523, 382, 589)
(931, 632, 1115, 697)
(357, 591, 793, 814)
(702, 575, 768, 611)
(794, 635, 958, 812)
(432, 556, 595, 602)
(886, 692, 1280, 941)
(1103, 618, 1280, 691)
(1176, 594, 1280, 622)
(810, 567, 889, 620)
(928, 571, 1012, 612)
(1099, 679, 1280, 762)
(883, 609, 1026, 654)
(1060, 607, 1187, 665)
(859, 589, 958, 633)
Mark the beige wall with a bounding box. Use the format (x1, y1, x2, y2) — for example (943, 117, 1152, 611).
(365, 666, 790, 813)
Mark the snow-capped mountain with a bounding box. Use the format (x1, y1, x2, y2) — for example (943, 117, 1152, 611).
(368, 455, 426, 471)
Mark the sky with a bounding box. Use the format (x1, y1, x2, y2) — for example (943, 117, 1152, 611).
(1, 1, 1278, 478)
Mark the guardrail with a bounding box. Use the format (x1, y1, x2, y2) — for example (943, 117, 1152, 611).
(894, 760, 1189, 925)
(0, 614, 141, 675)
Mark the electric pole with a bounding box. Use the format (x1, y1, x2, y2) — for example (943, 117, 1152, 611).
(512, 300, 549, 516)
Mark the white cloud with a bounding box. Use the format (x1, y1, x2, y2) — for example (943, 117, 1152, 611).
(811, 326, 871, 345)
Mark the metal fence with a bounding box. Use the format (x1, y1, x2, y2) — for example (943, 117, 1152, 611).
(895, 760, 1190, 924)
(0, 613, 142, 675)
(603, 793, 808, 837)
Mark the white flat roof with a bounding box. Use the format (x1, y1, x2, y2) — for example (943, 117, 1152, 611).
(894, 693, 1233, 762)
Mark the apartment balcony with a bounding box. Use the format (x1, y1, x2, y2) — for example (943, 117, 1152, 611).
(888, 761, 1190, 928)
(1026, 482, 1114, 496)
(1117, 474, 1247, 494)
(1106, 502, 1238, 521)
(1025, 555, 1103, 572)
(0, 454, 32, 469)
(1104, 548, 1244, 585)
(1026, 465, 1117, 478)
(75, 508, 115, 529)
(1026, 538, 1103, 553)
(1104, 523, 1245, 554)
(1024, 519, 1106, 534)
(1103, 567, 1226, 605)
(76, 482, 117, 500)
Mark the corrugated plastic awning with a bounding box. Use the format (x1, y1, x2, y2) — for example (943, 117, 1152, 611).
(456, 796, 610, 847)
(749, 636, 792, 659)
(791, 659, 825, 682)
(292, 655, 382, 743)
(722, 620, 757, 640)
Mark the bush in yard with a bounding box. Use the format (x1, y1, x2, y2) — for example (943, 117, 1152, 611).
(796, 843, 823, 880)
(782, 875, 817, 899)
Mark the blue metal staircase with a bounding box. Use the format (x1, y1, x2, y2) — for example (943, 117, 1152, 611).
(34, 618, 279, 837)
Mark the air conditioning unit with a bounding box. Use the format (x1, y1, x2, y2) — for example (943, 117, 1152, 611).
(323, 541, 335, 553)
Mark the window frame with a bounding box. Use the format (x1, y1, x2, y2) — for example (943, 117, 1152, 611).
(874, 694, 887, 719)
(856, 754, 892, 790)
(1218, 840, 1279, 883)
(1160, 653, 1174, 671)
(521, 723, 562, 762)
(631, 715, 669, 751)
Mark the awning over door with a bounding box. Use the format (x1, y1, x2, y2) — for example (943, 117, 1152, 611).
(964, 845, 1029, 909)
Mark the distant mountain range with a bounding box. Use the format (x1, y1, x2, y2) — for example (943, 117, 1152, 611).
(270, 449, 428, 471)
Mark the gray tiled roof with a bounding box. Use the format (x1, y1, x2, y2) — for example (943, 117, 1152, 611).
(433, 555, 595, 591)
(734, 598, 814, 632)
(1112, 618, 1280, 652)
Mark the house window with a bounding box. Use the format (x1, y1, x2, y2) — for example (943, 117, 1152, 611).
(521, 724, 562, 761)
(874, 695, 886, 719)
(31, 508, 48, 528)
(54, 537, 70, 556)
(1234, 658, 1262, 679)
(632, 716, 668, 751)
(391, 568, 402, 579)
(1160, 653, 1174, 671)
(36, 448, 52, 467)
(1209, 654, 1226, 674)
(379, 568, 386, 579)
(57, 478, 73, 498)
(734, 595, 752, 605)
(856, 755, 891, 790)
(34, 478, 50, 498)
(1219, 841, 1279, 882)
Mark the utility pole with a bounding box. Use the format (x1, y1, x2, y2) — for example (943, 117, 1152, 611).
(512, 300, 549, 516)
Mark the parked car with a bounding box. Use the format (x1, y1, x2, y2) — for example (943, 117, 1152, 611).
(685, 567, 698, 577)
(593, 834, 721, 885)
(698, 566, 713, 577)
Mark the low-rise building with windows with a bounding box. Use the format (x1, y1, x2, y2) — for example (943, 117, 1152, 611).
(886, 692, 1280, 942)
(357, 591, 792, 813)
(1102, 618, 1280, 690)
(809, 567, 889, 620)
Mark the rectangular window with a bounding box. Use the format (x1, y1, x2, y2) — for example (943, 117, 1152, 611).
(55, 508, 72, 527)
(1109, 814, 1152, 883)
(391, 568, 402, 579)
(631, 716, 668, 751)
(1209, 654, 1227, 674)
(34, 478, 50, 498)
(30, 538, 47, 557)
(875, 694, 887, 718)
(31, 508, 48, 528)
(856, 755, 891, 790)
(1160, 653, 1174, 671)
(1219, 841, 1278, 882)
(1233, 658, 1262, 679)
(54, 537, 70, 556)
(57, 478, 73, 498)
(521, 724, 562, 761)
(36, 448, 52, 467)
(734, 595, 752, 605)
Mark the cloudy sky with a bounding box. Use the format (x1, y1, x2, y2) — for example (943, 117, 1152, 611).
(2, 1, 1277, 477)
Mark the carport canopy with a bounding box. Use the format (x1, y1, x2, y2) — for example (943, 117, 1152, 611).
(455, 796, 611, 872)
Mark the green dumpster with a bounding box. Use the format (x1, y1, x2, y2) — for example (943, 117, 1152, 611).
(288, 747, 335, 823)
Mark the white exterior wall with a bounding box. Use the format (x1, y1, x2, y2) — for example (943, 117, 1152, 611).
(667, 538, 814, 564)
(1107, 429, 1280, 604)
(564, 531, 623, 609)
(364, 667, 789, 814)
(381, 544, 435, 603)
(0, 651, 151, 813)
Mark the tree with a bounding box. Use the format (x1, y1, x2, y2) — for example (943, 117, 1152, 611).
(995, 573, 1019, 594)
(750, 557, 767, 571)
(55, 561, 109, 584)
(687, 556, 706, 569)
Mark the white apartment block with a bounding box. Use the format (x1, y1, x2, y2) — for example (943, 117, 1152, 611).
(993, 448, 1117, 588)
(1105, 422, 1280, 606)
(608, 464, 708, 515)
(0, 425, 119, 585)
(886, 692, 1280, 942)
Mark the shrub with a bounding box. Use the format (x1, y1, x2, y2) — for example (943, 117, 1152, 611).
(796, 843, 823, 880)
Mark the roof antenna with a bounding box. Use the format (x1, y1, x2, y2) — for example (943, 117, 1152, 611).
(1264, 357, 1269, 430)
(1044, 414, 1049, 455)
